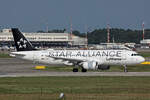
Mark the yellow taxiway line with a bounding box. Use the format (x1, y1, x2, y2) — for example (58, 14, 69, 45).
(35, 66, 46, 70)
(141, 62, 150, 65)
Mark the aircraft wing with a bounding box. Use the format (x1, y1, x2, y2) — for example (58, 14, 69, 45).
(47, 55, 86, 64)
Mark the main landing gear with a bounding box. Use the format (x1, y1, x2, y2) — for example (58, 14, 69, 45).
(72, 64, 87, 72)
(73, 68, 78, 72)
(81, 68, 87, 72)
(72, 68, 87, 72)
(73, 64, 79, 72)
(123, 65, 128, 72)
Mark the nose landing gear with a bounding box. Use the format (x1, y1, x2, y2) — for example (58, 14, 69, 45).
(123, 65, 128, 72)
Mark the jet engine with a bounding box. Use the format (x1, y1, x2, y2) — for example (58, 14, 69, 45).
(82, 61, 98, 70)
(63, 61, 73, 66)
(82, 61, 110, 70)
(98, 65, 110, 70)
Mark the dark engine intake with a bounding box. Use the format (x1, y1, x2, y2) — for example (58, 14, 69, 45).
(98, 65, 110, 70)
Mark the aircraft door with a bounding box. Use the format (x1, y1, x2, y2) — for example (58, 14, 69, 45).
(121, 51, 127, 64)
(33, 52, 39, 63)
(122, 51, 126, 60)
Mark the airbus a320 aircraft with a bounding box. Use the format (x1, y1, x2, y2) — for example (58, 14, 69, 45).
(10, 28, 145, 72)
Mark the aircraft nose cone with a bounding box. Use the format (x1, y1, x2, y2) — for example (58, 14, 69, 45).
(140, 57, 145, 63)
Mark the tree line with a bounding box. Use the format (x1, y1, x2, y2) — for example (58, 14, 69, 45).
(37, 28, 150, 44)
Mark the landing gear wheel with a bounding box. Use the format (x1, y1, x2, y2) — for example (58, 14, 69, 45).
(82, 68, 87, 72)
(123, 65, 128, 72)
(73, 68, 78, 72)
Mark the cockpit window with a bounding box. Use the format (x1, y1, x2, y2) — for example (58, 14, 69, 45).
(131, 54, 140, 56)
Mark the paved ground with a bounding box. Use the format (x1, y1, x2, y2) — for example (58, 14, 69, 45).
(2, 72, 150, 77)
(1, 58, 150, 77)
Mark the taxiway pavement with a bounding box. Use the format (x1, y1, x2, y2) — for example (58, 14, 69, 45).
(1, 58, 150, 77)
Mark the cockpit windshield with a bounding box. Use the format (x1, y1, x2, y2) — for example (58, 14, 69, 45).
(131, 54, 140, 56)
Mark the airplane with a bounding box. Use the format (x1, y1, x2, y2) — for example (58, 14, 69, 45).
(10, 28, 145, 72)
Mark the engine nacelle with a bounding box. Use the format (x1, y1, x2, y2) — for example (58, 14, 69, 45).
(98, 65, 110, 70)
(82, 61, 98, 70)
(63, 61, 73, 66)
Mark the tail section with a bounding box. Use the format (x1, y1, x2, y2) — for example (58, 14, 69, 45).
(11, 28, 36, 51)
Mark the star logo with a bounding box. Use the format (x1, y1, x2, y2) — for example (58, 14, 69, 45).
(17, 38, 27, 49)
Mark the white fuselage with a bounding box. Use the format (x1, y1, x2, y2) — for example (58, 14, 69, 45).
(10, 49, 145, 66)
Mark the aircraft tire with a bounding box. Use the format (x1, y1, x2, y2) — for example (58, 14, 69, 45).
(82, 68, 87, 72)
(124, 69, 128, 72)
(73, 68, 78, 72)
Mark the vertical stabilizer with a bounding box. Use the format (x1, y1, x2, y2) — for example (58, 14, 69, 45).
(11, 28, 36, 51)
